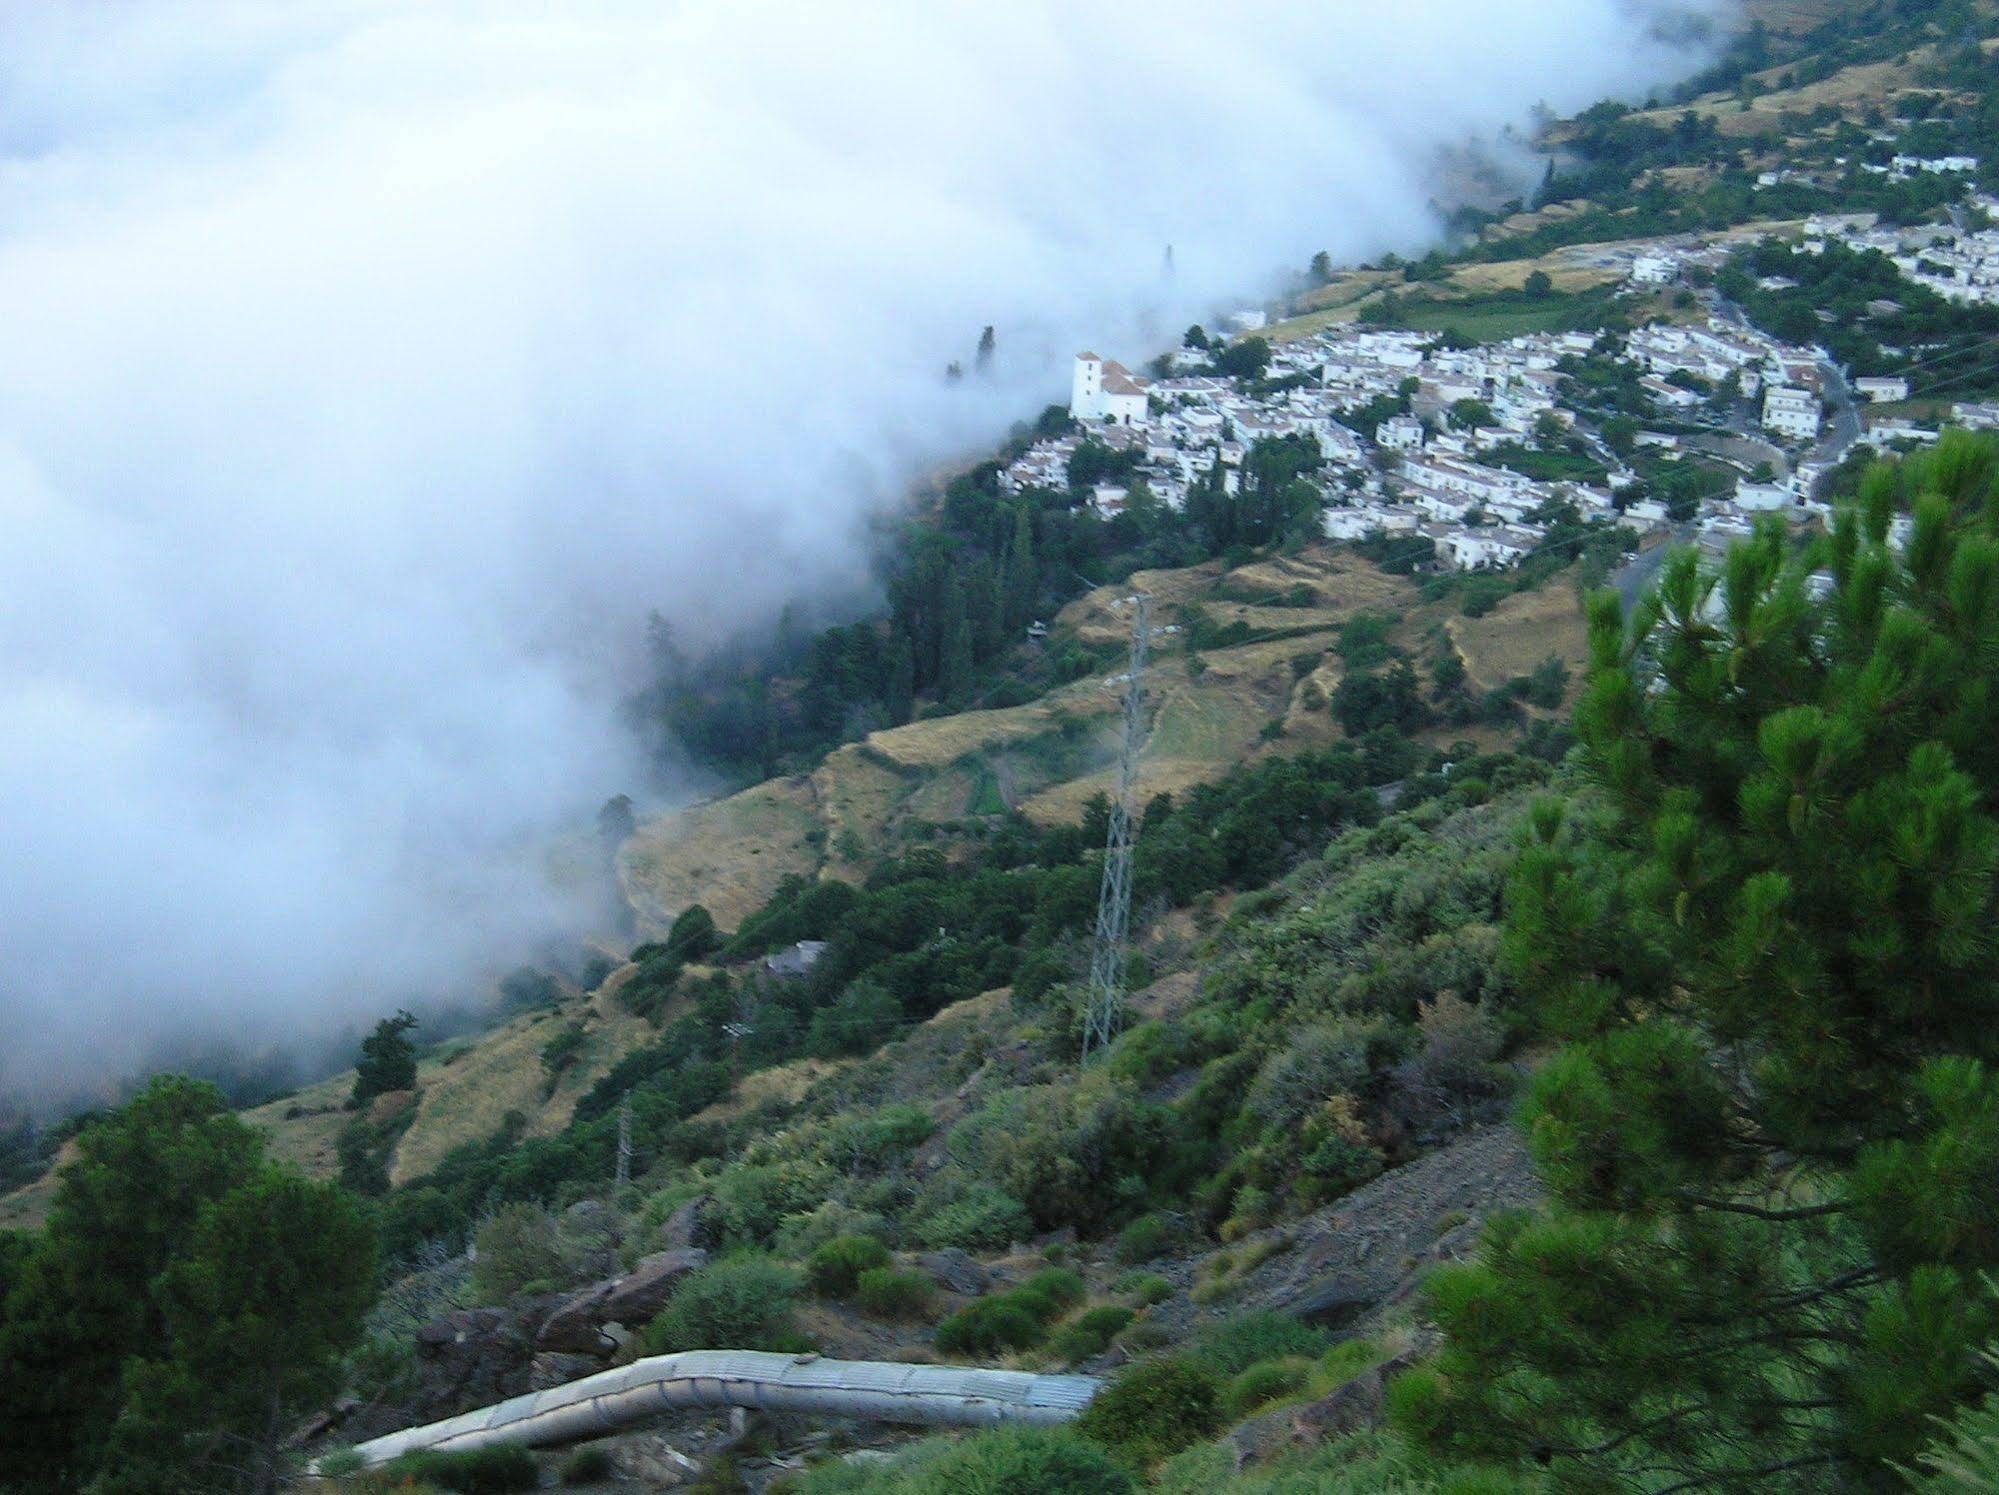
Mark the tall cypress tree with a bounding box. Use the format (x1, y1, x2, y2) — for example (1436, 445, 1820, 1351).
(1397, 434, 1999, 1488)
(886, 631, 915, 725)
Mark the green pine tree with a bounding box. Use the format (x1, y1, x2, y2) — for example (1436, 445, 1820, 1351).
(350, 1010, 419, 1106)
(89, 1170, 375, 1495)
(1396, 434, 1999, 1489)
(1002, 507, 1038, 630)
(886, 631, 916, 725)
(0, 1078, 266, 1492)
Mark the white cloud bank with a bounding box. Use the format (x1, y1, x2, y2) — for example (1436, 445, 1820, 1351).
(0, 0, 1730, 1103)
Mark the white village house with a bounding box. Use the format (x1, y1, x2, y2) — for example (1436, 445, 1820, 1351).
(1762, 385, 1823, 442)
(1071, 352, 1150, 426)
(1854, 375, 1910, 403)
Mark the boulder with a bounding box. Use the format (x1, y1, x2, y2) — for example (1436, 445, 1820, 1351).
(530, 1351, 602, 1391)
(537, 1290, 617, 1356)
(916, 1249, 990, 1296)
(1228, 1349, 1420, 1469)
(536, 1248, 708, 1355)
(414, 1306, 516, 1355)
(392, 1303, 547, 1431)
(1289, 1274, 1379, 1330)
(659, 1196, 710, 1251)
(598, 1248, 707, 1327)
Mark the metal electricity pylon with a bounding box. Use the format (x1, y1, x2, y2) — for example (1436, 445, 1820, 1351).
(1081, 593, 1153, 1062)
(615, 1090, 633, 1189)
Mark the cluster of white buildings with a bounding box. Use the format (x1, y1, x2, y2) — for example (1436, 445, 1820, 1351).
(1009, 350, 1368, 516)
(1620, 312, 1832, 443)
(1002, 325, 1665, 573)
(1004, 192, 1999, 580)
(1798, 195, 1999, 307)
(1860, 153, 1980, 182)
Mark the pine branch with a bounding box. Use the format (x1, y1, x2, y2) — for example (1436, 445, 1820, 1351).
(1652, 1452, 1840, 1493)
(1676, 1193, 1847, 1222)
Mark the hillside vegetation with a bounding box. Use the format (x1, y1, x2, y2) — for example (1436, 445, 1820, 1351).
(16, 6, 1999, 1491)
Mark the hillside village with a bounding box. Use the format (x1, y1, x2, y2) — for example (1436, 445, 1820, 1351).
(1006, 181, 1999, 586)
(17, 4, 1999, 1494)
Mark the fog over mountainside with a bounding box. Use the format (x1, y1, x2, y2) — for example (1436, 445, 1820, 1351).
(0, 0, 1731, 1106)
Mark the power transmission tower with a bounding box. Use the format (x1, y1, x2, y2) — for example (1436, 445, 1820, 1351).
(615, 1090, 633, 1189)
(1082, 594, 1152, 1062)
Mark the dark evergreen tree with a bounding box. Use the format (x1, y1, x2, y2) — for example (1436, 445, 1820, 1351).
(886, 631, 916, 726)
(350, 1010, 419, 1106)
(0, 1078, 266, 1492)
(1397, 434, 1999, 1488)
(89, 1170, 375, 1495)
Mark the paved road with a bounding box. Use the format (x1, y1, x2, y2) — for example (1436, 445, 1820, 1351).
(1710, 289, 1860, 476)
(1814, 357, 1862, 468)
(1612, 527, 1688, 609)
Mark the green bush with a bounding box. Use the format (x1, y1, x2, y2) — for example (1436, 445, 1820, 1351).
(772, 1200, 893, 1258)
(1113, 1213, 1172, 1264)
(559, 1446, 615, 1485)
(1114, 1271, 1173, 1306)
(1151, 1426, 1526, 1494)
(806, 1234, 891, 1298)
(1188, 1311, 1333, 1377)
(932, 1271, 1082, 1358)
(792, 1425, 1134, 1494)
(1076, 1356, 1224, 1466)
(912, 1184, 1031, 1252)
(702, 1159, 837, 1249)
(639, 1253, 803, 1353)
(1018, 1267, 1086, 1312)
(906, 1426, 1133, 1494)
(1223, 1355, 1315, 1418)
(468, 1202, 572, 1305)
(1048, 1305, 1136, 1364)
(853, 1266, 934, 1320)
(933, 1295, 1051, 1358)
(945, 1075, 1179, 1235)
(379, 1445, 539, 1493)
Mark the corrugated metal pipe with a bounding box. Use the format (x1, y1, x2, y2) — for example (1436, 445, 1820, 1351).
(323, 1349, 1101, 1469)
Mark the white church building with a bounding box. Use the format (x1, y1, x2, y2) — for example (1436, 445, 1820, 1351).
(1072, 352, 1151, 425)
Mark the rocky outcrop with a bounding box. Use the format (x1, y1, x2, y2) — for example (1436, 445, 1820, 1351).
(915, 1248, 990, 1296)
(659, 1196, 710, 1250)
(1248, 1125, 1536, 1328)
(536, 1248, 707, 1356)
(1289, 1274, 1379, 1331)
(1226, 1347, 1424, 1469)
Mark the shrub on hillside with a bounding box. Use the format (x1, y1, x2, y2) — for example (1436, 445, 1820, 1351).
(791, 1425, 1133, 1494)
(1223, 1355, 1315, 1418)
(1076, 1356, 1223, 1466)
(468, 1202, 572, 1304)
(946, 1074, 1180, 1235)
(901, 1426, 1133, 1494)
(559, 1446, 614, 1485)
(772, 1200, 894, 1258)
(1048, 1305, 1136, 1365)
(1114, 1271, 1173, 1307)
(639, 1254, 803, 1354)
(933, 1295, 1052, 1358)
(806, 1234, 891, 1298)
(1113, 1212, 1173, 1264)
(1188, 1312, 1333, 1377)
(701, 1158, 837, 1249)
(911, 1183, 1030, 1252)
(378, 1445, 538, 1493)
(932, 1270, 1084, 1359)
(853, 1266, 935, 1320)
(1018, 1267, 1087, 1313)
